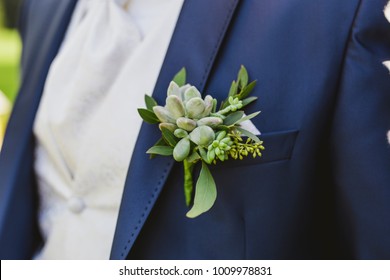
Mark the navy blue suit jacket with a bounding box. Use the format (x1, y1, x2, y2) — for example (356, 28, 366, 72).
(0, 0, 390, 259)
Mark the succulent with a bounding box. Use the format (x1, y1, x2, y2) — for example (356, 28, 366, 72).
(166, 95, 185, 119)
(176, 117, 197, 131)
(139, 66, 263, 219)
(173, 137, 191, 162)
(197, 117, 223, 128)
(159, 122, 176, 132)
(153, 106, 176, 124)
(153, 82, 220, 138)
(189, 126, 215, 147)
(207, 131, 234, 163)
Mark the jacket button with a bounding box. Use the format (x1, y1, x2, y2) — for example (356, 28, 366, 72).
(68, 197, 86, 214)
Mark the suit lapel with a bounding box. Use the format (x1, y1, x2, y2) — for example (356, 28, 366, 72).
(111, 0, 239, 259)
(0, 0, 77, 168)
(0, 0, 77, 257)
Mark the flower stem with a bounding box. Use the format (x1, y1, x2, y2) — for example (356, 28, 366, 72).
(183, 159, 194, 206)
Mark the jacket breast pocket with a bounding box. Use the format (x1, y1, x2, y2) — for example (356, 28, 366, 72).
(210, 129, 299, 169)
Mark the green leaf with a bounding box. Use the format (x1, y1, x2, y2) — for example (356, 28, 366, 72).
(146, 146, 174, 156)
(187, 151, 201, 163)
(198, 147, 209, 163)
(153, 137, 166, 146)
(236, 111, 260, 124)
(149, 138, 166, 159)
(212, 98, 218, 113)
(161, 127, 179, 147)
(144, 95, 158, 111)
(236, 127, 261, 143)
(219, 83, 237, 110)
(138, 108, 160, 124)
(186, 162, 217, 218)
(216, 125, 230, 132)
(228, 81, 238, 97)
(237, 65, 248, 88)
(241, 96, 258, 107)
(238, 80, 257, 100)
(223, 111, 244, 126)
(172, 67, 186, 87)
(219, 98, 228, 110)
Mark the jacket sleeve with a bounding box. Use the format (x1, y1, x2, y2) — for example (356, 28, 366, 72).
(330, 0, 390, 259)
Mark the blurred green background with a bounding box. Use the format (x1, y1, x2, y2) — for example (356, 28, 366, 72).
(0, 0, 22, 148)
(0, 0, 21, 103)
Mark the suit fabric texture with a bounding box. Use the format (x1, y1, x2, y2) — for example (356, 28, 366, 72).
(0, 0, 390, 259)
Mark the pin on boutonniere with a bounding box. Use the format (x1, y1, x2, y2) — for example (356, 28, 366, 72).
(138, 66, 264, 218)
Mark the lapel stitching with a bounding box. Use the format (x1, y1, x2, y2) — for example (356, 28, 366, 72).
(116, 0, 238, 258)
(198, 0, 239, 91)
(120, 160, 175, 258)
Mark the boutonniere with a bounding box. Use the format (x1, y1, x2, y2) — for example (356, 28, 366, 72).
(138, 66, 264, 218)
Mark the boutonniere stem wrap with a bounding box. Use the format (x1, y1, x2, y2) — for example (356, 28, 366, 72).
(138, 66, 264, 218)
